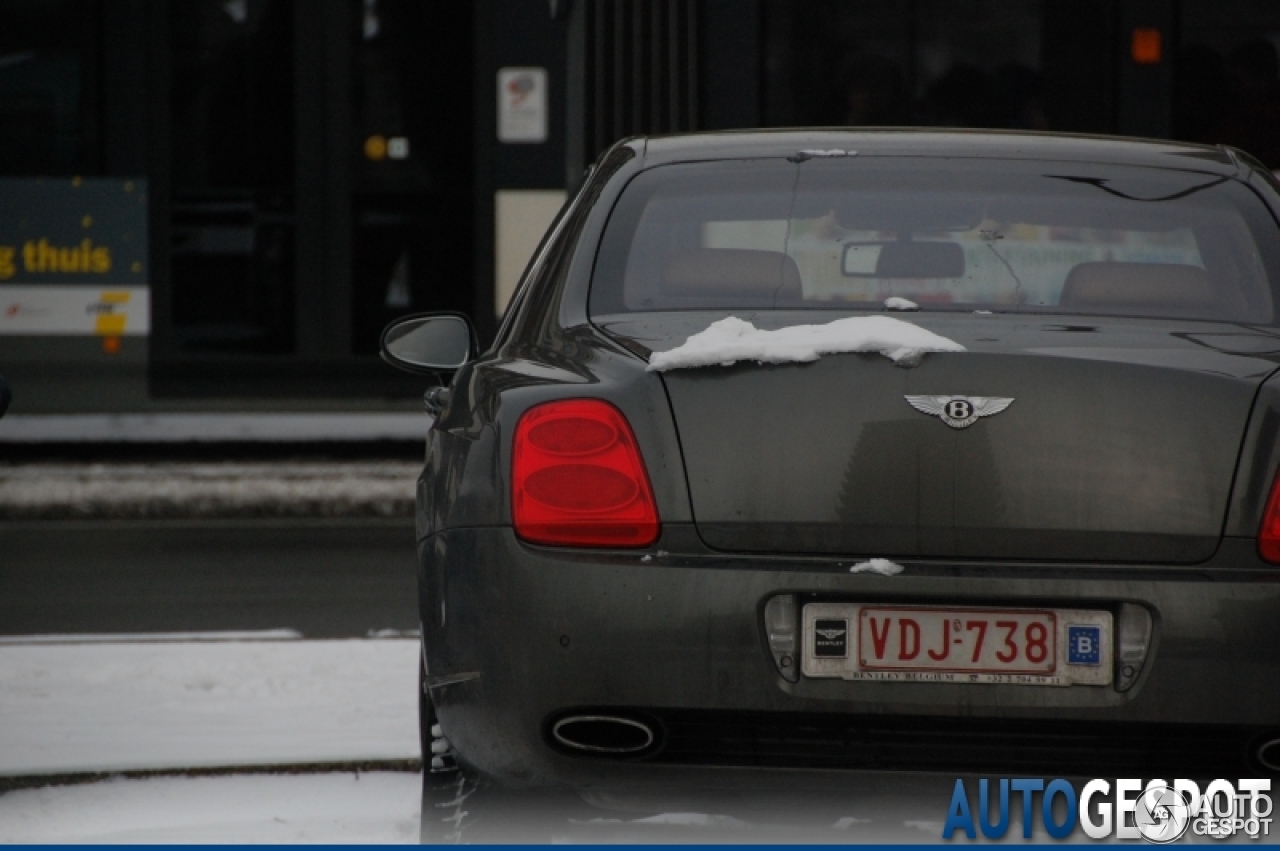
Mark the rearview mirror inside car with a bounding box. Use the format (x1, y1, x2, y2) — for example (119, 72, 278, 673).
(380, 313, 474, 373)
(842, 240, 965, 279)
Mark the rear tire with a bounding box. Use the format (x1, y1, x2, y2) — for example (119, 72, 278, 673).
(418, 649, 470, 843)
(421, 769, 592, 844)
(417, 654, 591, 843)
(420, 762, 477, 844)
(417, 659, 434, 769)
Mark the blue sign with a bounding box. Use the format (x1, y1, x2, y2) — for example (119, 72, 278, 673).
(0, 177, 147, 285)
(1067, 625, 1101, 666)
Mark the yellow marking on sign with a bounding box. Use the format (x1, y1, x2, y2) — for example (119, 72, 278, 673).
(100, 291, 131, 304)
(95, 313, 127, 335)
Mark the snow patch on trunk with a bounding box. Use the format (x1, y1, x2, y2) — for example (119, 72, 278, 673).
(646, 316, 965, 371)
(849, 558, 904, 576)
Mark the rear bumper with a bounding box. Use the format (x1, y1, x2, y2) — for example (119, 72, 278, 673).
(418, 526, 1280, 786)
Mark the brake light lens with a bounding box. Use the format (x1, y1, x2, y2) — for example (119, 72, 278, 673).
(1259, 469, 1280, 563)
(512, 399, 660, 547)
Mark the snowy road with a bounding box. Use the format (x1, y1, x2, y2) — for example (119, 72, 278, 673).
(0, 635, 419, 776)
(0, 635, 1060, 844)
(0, 771, 963, 844)
(0, 461, 420, 521)
(0, 772, 422, 843)
(0, 634, 960, 844)
(0, 635, 422, 842)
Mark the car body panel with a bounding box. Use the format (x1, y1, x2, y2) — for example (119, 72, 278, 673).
(1227, 377, 1280, 538)
(635, 129, 1241, 175)
(421, 527, 1280, 785)
(651, 315, 1276, 562)
(417, 336, 692, 540)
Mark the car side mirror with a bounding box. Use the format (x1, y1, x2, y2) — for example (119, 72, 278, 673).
(380, 313, 475, 374)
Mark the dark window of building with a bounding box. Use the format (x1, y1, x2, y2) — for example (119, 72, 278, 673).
(1177, 0, 1280, 167)
(348, 0, 474, 354)
(168, 0, 296, 354)
(760, 0, 1116, 137)
(763, 0, 1045, 130)
(0, 0, 99, 176)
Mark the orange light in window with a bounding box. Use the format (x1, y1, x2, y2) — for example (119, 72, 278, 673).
(364, 135, 388, 161)
(102, 336, 121, 355)
(1132, 28, 1162, 65)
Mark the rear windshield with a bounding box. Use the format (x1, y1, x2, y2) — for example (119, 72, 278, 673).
(589, 158, 1280, 323)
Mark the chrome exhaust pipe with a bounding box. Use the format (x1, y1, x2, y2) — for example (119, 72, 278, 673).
(1257, 738, 1280, 772)
(551, 715, 657, 754)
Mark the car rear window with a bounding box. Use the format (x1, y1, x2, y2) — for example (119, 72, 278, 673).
(589, 158, 1280, 323)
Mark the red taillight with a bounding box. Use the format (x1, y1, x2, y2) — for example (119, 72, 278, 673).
(1260, 470, 1280, 563)
(512, 399, 660, 547)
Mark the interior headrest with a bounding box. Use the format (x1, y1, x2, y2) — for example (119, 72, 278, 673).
(1059, 262, 1217, 311)
(660, 249, 803, 300)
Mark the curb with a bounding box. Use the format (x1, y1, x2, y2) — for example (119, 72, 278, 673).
(0, 759, 423, 794)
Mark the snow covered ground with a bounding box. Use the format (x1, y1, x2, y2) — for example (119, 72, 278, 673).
(0, 412, 428, 444)
(0, 772, 958, 845)
(0, 635, 422, 842)
(0, 634, 988, 844)
(0, 636, 419, 776)
(0, 772, 422, 843)
(0, 461, 420, 520)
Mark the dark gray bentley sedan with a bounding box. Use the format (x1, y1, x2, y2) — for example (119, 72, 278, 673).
(382, 130, 1280, 835)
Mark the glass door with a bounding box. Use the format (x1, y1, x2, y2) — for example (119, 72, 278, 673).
(155, 0, 473, 394)
(348, 0, 474, 355)
(168, 0, 295, 355)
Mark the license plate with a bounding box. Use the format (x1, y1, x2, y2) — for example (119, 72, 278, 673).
(802, 603, 1113, 686)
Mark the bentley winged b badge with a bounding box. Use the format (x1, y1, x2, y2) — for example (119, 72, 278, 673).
(904, 395, 1014, 429)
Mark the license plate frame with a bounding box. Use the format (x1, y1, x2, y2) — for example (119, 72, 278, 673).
(801, 603, 1113, 687)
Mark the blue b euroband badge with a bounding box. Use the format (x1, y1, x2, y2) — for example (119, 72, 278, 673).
(1067, 624, 1102, 666)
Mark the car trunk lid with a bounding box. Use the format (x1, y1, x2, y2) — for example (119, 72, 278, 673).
(601, 312, 1280, 563)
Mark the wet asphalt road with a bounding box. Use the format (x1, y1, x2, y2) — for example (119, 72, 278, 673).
(0, 518, 419, 637)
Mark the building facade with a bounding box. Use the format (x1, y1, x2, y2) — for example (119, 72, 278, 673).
(0, 0, 1276, 412)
